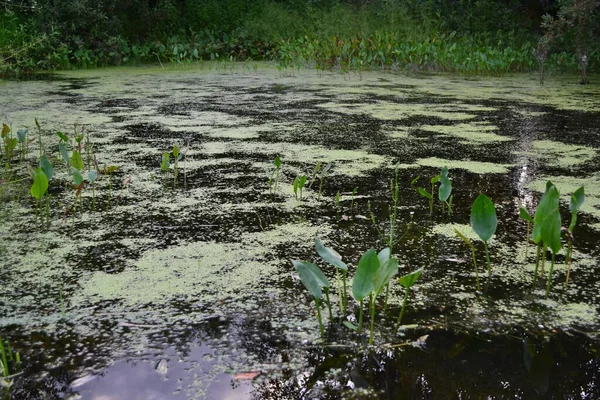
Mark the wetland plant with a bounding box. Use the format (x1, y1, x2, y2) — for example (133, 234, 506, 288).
(564, 186, 585, 286)
(316, 238, 348, 315)
(394, 267, 424, 334)
(308, 161, 332, 200)
(0, 337, 21, 390)
(293, 175, 307, 200)
(292, 260, 331, 337)
(268, 155, 281, 195)
(30, 167, 49, 221)
(104, 165, 118, 211)
(470, 194, 497, 278)
(531, 183, 562, 297)
(351, 249, 380, 334)
(16, 128, 28, 161)
(1, 124, 17, 168)
(438, 167, 453, 216)
(418, 174, 440, 213)
(172, 144, 182, 187)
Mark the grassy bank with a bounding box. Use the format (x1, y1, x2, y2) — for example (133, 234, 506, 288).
(0, 0, 596, 75)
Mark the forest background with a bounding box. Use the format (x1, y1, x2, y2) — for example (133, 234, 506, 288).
(0, 0, 598, 76)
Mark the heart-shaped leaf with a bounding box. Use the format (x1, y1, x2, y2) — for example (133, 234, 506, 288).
(30, 168, 48, 200)
(352, 249, 379, 302)
(373, 257, 399, 296)
(471, 194, 497, 242)
(292, 260, 329, 299)
(399, 267, 424, 289)
(315, 238, 347, 271)
(39, 155, 54, 181)
(71, 150, 84, 170)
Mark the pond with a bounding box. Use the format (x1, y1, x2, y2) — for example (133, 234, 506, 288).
(1, 64, 599, 399)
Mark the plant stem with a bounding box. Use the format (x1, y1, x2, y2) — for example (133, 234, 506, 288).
(484, 241, 492, 277)
(314, 297, 325, 337)
(335, 270, 343, 315)
(369, 295, 376, 345)
(342, 270, 348, 315)
(358, 300, 364, 333)
(394, 288, 410, 334)
(564, 239, 573, 286)
(324, 289, 333, 321)
(534, 243, 541, 282)
(525, 221, 530, 259)
(545, 252, 556, 298)
(471, 247, 480, 291)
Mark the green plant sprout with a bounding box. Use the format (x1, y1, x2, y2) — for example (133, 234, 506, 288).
(16, 128, 28, 161)
(316, 238, 348, 315)
(1, 123, 17, 168)
(394, 267, 424, 334)
(161, 152, 170, 185)
(418, 174, 440, 213)
(39, 155, 54, 224)
(293, 175, 307, 200)
(455, 229, 480, 291)
(438, 166, 453, 215)
(530, 183, 562, 297)
(532, 181, 555, 280)
(519, 206, 533, 259)
(470, 194, 497, 278)
(369, 248, 398, 344)
(564, 186, 585, 286)
(88, 170, 98, 211)
(351, 248, 379, 334)
(30, 167, 49, 222)
(292, 260, 331, 337)
(308, 161, 322, 190)
(35, 118, 44, 157)
(350, 187, 358, 210)
(268, 155, 281, 195)
(0, 337, 22, 390)
(309, 162, 332, 200)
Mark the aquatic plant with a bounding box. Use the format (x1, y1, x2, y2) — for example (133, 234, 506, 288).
(351, 248, 379, 334)
(172, 143, 182, 187)
(369, 248, 398, 344)
(0, 337, 21, 390)
(309, 161, 332, 200)
(315, 238, 348, 315)
(88, 170, 98, 211)
(394, 267, 424, 334)
(34, 118, 44, 157)
(418, 174, 440, 213)
(470, 194, 497, 278)
(438, 167, 453, 216)
(268, 155, 281, 195)
(350, 187, 358, 210)
(30, 167, 48, 221)
(292, 260, 331, 337)
(1, 124, 17, 168)
(531, 183, 561, 297)
(293, 175, 307, 200)
(565, 186, 585, 286)
(455, 229, 480, 291)
(16, 128, 28, 161)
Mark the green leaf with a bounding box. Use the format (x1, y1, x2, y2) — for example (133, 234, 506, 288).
(30, 168, 48, 200)
(343, 321, 358, 331)
(59, 143, 70, 166)
(399, 267, 424, 289)
(440, 166, 449, 181)
(454, 229, 475, 250)
(569, 186, 585, 213)
(71, 150, 84, 170)
(16, 129, 28, 143)
(532, 185, 559, 245)
(1, 124, 8, 138)
(56, 131, 68, 142)
(88, 170, 98, 183)
(519, 206, 533, 223)
(161, 152, 170, 171)
(541, 209, 562, 254)
(470, 194, 497, 242)
(377, 248, 390, 266)
(39, 155, 54, 181)
(274, 155, 281, 168)
(35, 118, 40, 130)
(430, 175, 440, 184)
(315, 238, 347, 271)
(418, 187, 433, 199)
(373, 257, 398, 296)
(292, 260, 329, 299)
(438, 177, 452, 202)
(173, 145, 180, 158)
(352, 249, 379, 302)
(410, 176, 420, 185)
(72, 169, 84, 186)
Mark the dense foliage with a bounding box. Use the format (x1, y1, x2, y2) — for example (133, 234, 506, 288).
(0, 0, 598, 74)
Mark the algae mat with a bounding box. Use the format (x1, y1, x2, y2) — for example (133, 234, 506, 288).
(1, 64, 599, 399)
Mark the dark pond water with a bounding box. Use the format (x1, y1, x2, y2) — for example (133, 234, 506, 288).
(0, 65, 599, 399)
